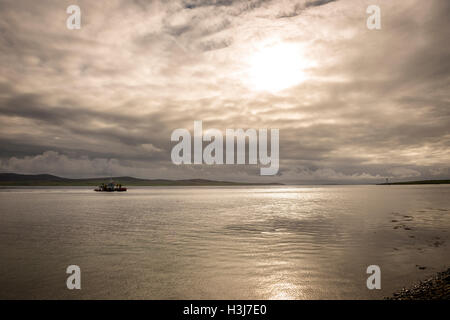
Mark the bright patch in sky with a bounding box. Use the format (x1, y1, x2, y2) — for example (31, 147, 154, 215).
(247, 43, 311, 93)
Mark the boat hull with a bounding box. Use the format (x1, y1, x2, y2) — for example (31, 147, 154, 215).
(94, 188, 127, 192)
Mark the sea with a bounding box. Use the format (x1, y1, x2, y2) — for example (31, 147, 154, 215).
(0, 185, 449, 299)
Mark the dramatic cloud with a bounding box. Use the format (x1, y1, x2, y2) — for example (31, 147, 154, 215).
(0, 0, 449, 183)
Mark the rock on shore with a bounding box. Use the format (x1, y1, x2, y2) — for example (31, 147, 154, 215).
(387, 268, 450, 300)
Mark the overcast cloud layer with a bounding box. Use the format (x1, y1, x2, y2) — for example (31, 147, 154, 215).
(0, 0, 449, 183)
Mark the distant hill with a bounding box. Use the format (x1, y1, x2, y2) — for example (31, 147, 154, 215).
(0, 173, 283, 186)
(378, 179, 450, 185)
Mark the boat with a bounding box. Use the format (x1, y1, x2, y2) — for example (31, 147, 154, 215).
(94, 181, 127, 192)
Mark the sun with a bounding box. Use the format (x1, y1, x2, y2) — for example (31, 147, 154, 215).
(246, 43, 311, 93)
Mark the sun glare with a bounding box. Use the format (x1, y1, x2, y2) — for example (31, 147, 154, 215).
(247, 43, 311, 93)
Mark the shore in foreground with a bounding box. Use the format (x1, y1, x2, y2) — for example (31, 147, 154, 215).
(387, 268, 450, 300)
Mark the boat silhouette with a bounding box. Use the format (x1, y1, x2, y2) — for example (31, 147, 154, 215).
(94, 181, 127, 192)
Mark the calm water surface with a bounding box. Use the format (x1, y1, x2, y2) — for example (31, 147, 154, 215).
(0, 185, 449, 299)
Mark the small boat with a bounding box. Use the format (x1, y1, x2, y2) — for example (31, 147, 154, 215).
(94, 181, 127, 192)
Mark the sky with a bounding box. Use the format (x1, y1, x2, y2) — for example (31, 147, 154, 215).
(0, 0, 449, 184)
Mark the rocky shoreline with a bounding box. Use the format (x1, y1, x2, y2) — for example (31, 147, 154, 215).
(387, 268, 450, 300)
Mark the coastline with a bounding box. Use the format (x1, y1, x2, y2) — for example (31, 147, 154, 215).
(0, 173, 283, 187)
(378, 180, 450, 185)
(387, 268, 450, 300)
